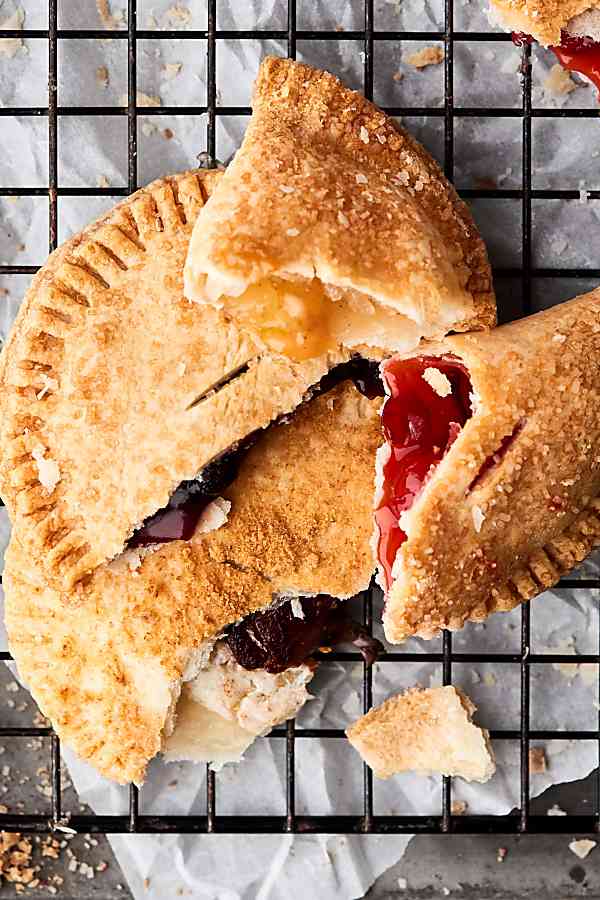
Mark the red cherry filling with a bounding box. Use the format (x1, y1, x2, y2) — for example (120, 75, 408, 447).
(512, 29, 600, 95)
(375, 356, 473, 591)
(551, 31, 600, 94)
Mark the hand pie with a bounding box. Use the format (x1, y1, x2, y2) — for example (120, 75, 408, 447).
(346, 686, 495, 783)
(490, 0, 600, 92)
(375, 290, 600, 642)
(5, 381, 383, 784)
(184, 57, 495, 362)
(0, 170, 347, 592)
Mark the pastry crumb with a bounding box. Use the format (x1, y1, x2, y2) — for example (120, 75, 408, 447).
(194, 497, 231, 535)
(359, 125, 370, 144)
(547, 803, 567, 817)
(97, 174, 110, 188)
(119, 91, 161, 107)
(405, 46, 444, 69)
(286, 227, 300, 237)
(569, 839, 596, 860)
(96, 65, 109, 88)
(422, 367, 452, 397)
(451, 799, 468, 815)
(161, 62, 182, 81)
(96, 0, 125, 28)
(0, 7, 25, 58)
(290, 597, 305, 619)
(552, 333, 567, 343)
(544, 64, 577, 96)
(392, 71, 404, 82)
(529, 746, 547, 774)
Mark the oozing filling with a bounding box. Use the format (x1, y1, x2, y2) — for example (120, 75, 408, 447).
(552, 31, 600, 93)
(375, 356, 473, 591)
(127, 359, 384, 548)
(225, 276, 338, 361)
(512, 30, 600, 93)
(226, 595, 384, 673)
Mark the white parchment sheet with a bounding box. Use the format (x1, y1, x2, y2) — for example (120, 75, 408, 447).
(1, 1, 600, 898)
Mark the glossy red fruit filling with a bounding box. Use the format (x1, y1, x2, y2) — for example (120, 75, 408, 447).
(551, 31, 600, 94)
(512, 29, 600, 95)
(511, 31, 534, 46)
(375, 356, 473, 591)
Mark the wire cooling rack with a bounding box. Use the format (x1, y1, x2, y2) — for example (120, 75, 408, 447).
(0, 0, 599, 837)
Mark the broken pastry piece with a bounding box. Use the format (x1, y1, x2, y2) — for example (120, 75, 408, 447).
(5, 382, 383, 783)
(184, 57, 495, 362)
(490, 1, 600, 93)
(346, 686, 495, 782)
(0, 170, 347, 592)
(375, 289, 600, 642)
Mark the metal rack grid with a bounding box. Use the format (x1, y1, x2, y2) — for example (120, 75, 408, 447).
(0, 0, 599, 837)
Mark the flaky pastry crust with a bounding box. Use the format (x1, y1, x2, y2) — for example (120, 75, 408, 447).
(184, 57, 495, 349)
(346, 686, 495, 782)
(384, 290, 600, 643)
(0, 170, 346, 591)
(5, 383, 380, 784)
(490, 0, 600, 45)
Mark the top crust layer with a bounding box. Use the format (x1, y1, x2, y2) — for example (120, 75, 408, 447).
(184, 57, 495, 343)
(490, 0, 600, 45)
(384, 289, 600, 642)
(346, 685, 495, 782)
(5, 382, 381, 784)
(0, 170, 344, 591)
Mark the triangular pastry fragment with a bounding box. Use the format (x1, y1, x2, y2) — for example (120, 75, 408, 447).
(490, 1, 600, 93)
(184, 57, 495, 363)
(374, 290, 600, 642)
(5, 381, 382, 784)
(346, 686, 496, 782)
(0, 170, 346, 592)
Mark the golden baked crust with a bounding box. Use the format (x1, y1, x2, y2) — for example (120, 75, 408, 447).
(383, 290, 600, 642)
(5, 383, 380, 784)
(212, 383, 382, 597)
(184, 57, 495, 353)
(0, 170, 345, 592)
(346, 686, 495, 782)
(490, 0, 600, 46)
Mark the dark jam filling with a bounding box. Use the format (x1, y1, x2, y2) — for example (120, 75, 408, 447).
(127, 451, 247, 548)
(512, 29, 600, 94)
(375, 356, 473, 591)
(226, 595, 384, 673)
(127, 358, 384, 548)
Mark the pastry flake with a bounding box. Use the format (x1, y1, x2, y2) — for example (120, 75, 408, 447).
(184, 57, 495, 362)
(346, 685, 496, 782)
(0, 170, 347, 591)
(376, 289, 600, 642)
(5, 382, 381, 783)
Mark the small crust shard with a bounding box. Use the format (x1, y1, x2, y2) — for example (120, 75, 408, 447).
(184, 57, 495, 359)
(382, 289, 600, 642)
(346, 685, 496, 782)
(489, 0, 600, 46)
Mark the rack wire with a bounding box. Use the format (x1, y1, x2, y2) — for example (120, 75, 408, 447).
(0, 0, 599, 837)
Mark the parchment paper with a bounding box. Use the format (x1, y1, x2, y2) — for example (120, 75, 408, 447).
(2, 1, 600, 898)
